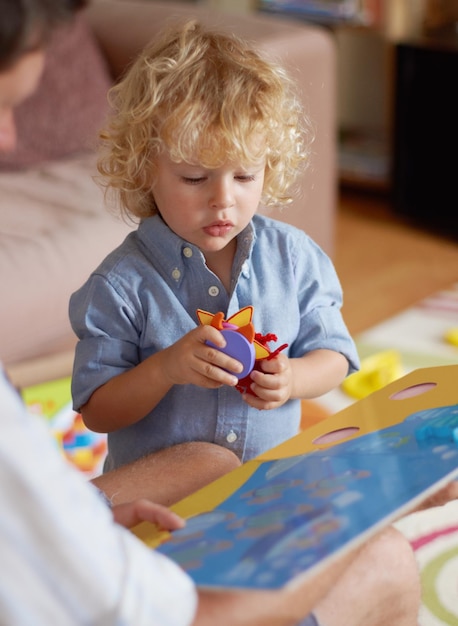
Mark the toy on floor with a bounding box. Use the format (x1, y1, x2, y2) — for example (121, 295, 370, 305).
(341, 349, 404, 400)
(60, 413, 107, 475)
(196, 306, 288, 395)
(444, 327, 458, 347)
(22, 376, 107, 477)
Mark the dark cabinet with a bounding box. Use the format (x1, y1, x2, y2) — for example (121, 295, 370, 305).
(392, 34, 458, 236)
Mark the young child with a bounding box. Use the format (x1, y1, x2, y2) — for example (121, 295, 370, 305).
(69, 20, 359, 473)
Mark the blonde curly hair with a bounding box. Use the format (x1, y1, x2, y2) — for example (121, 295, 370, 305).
(97, 20, 314, 221)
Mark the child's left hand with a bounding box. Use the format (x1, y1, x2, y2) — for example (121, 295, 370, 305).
(241, 353, 292, 410)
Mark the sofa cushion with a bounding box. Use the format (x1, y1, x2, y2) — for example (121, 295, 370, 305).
(0, 12, 112, 171)
(0, 155, 134, 365)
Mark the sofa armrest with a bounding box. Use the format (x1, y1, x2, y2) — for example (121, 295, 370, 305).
(86, 0, 337, 256)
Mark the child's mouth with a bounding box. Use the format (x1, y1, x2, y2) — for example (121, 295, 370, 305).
(203, 222, 233, 237)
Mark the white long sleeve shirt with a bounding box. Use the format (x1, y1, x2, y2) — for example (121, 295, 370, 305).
(0, 367, 197, 626)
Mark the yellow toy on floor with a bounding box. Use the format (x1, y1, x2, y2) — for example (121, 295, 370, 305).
(341, 349, 404, 400)
(444, 327, 458, 347)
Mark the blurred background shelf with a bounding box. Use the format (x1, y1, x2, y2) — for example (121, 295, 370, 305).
(258, 1, 394, 189)
(192, 0, 458, 231)
(257, 0, 458, 209)
(258, 0, 378, 26)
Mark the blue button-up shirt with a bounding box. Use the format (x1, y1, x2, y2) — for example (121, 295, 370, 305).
(70, 214, 359, 470)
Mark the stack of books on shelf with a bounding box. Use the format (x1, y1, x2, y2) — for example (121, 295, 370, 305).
(258, 0, 382, 27)
(338, 127, 389, 188)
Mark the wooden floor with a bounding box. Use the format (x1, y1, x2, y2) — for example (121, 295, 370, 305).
(334, 187, 458, 336)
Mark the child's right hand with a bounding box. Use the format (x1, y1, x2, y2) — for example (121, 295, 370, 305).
(160, 326, 243, 389)
(80, 325, 244, 432)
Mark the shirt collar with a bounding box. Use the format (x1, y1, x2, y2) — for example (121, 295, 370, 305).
(136, 215, 201, 287)
(136, 214, 256, 287)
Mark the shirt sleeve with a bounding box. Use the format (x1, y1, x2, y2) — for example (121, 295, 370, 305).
(69, 272, 143, 411)
(0, 367, 197, 626)
(291, 231, 360, 375)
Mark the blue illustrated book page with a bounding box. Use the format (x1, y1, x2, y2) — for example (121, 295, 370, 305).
(157, 404, 458, 590)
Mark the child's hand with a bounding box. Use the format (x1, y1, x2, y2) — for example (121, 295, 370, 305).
(161, 325, 243, 389)
(242, 353, 292, 410)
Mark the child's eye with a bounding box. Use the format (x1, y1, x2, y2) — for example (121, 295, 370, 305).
(182, 176, 206, 185)
(235, 175, 256, 182)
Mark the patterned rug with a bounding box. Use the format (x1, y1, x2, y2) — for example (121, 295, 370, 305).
(395, 502, 458, 626)
(314, 282, 458, 626)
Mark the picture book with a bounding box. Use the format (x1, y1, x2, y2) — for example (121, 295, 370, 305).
(134, 364, 458, 590)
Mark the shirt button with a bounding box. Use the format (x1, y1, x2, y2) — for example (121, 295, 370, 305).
(171, 268, 181, 281)
(183, 247, 193, 258)
(226, 430, 238, 443)
(242, 261, 250, 277)
(208, 285, 219, 297)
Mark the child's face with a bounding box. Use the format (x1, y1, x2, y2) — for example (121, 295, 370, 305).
(152, 152, 265, 255)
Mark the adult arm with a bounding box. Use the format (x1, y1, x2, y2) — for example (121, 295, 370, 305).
(192, 541, 363, 626)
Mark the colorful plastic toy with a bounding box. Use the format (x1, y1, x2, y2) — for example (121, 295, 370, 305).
(196, 306, 288, 395)
(444, 327, 458, 347)
(60, 413, 107, 475)
(415, 409, 458, 444)
(206, 328, 256, 378)
(22, 376, 107, 476)
(341, 349, 404, 400)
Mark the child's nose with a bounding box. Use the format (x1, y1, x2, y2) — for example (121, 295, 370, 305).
(209, 178, 235, 209)
(0, 109, 17, 153)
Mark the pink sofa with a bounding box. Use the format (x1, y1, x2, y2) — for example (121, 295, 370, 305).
(0, 0, 336, 376)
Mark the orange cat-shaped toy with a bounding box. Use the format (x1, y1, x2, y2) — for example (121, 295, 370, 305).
(196, 306, 288, 395)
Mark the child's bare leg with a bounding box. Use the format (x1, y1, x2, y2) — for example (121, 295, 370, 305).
(92, 442, 241, 507)
(314, 526, 421, 626)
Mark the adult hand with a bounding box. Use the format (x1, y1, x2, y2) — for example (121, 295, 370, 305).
(112, 498, 186, 530)
(412, 480, 458, 512)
